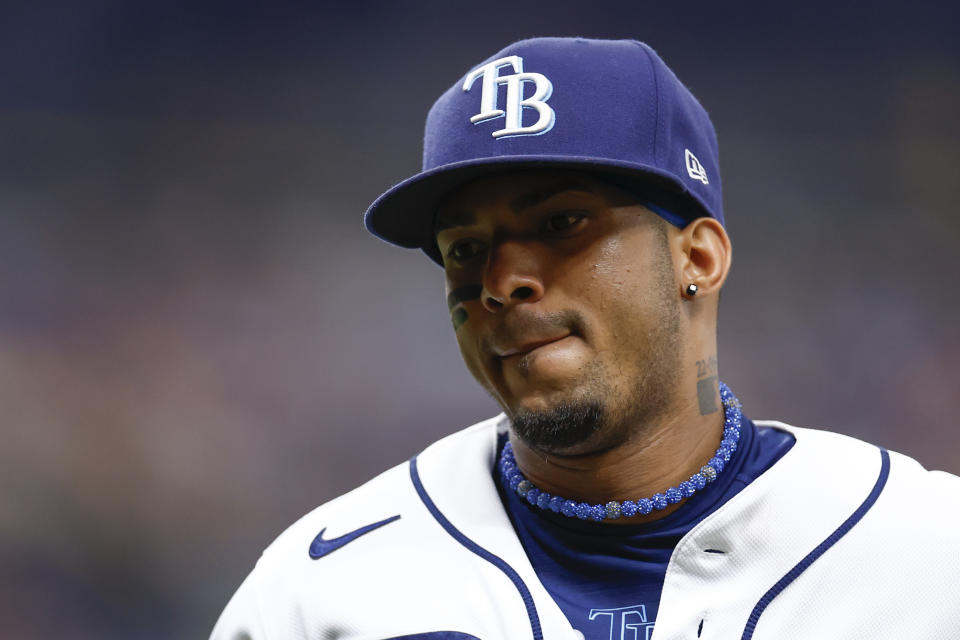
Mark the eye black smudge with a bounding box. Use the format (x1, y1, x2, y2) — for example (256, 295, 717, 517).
(448, 284, 481, 331)
(452, 307, 469, 330)
(447, 284, 482, 310)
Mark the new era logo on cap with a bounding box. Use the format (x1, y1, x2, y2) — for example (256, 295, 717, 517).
(685, 149, 709, 185)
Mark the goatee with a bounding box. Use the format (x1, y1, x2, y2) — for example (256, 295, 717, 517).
(509, 401, 606, 453)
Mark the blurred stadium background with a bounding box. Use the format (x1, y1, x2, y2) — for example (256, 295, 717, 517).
(1, 1, 957, 637)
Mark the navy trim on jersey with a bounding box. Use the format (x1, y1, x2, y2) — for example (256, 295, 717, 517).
(409, 457, 544, 640)
(740, 447, 891, 639)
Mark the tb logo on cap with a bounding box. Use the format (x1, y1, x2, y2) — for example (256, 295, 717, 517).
(462, 56, 555, 139)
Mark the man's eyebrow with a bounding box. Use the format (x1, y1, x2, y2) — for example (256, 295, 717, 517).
(509, 180, 593, 213)
(434, 208, 476, 233)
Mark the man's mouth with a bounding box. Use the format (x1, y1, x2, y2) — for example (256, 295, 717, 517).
(496, 334, 571, 359)
(482, 308, 587, 367)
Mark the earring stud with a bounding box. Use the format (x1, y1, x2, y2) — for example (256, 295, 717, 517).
(685, 283, 698, 296)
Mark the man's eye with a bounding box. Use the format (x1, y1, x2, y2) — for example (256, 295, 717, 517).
(544, 212, 586, 233)
(446, 239, 481, 263)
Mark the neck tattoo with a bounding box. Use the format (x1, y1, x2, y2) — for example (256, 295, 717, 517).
(498, 381, 743, 522)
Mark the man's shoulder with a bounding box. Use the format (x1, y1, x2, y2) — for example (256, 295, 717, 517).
(757, 419, 959, 487)
(210, 414, 524, 640)
(262, 414, 505, 563)
(748, 419, 960, 534)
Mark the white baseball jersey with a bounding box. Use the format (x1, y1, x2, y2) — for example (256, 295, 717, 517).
(211, 417, 960, 639)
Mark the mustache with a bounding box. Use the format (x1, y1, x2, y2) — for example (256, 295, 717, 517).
(482, 308, 586, 354)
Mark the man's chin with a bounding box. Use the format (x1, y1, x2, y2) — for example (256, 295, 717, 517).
(508, 400, 606, 454)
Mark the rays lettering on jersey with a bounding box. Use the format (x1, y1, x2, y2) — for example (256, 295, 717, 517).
(585, 604, 656, 640)
(462, 56, 555, 139)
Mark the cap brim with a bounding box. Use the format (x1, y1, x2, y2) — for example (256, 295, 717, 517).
(364, 155, 702, 265)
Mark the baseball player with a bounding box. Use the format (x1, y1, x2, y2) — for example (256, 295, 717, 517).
(211, 38, 960, 640)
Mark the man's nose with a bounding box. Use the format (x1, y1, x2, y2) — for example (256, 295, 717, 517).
(480, 239, 545, 313)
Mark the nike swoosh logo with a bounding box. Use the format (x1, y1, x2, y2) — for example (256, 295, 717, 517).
(308, 514, 401, 559)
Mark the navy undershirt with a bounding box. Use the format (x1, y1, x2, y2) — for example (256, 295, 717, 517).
(496, 417, 795, 639)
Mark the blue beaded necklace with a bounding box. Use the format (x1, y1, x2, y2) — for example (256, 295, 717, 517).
(498, 381, 743, 522)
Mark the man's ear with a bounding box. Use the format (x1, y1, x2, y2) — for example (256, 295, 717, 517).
(674, 217, 732, 298)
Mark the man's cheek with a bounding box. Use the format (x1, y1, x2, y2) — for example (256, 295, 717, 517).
(457, 338, 493, 393)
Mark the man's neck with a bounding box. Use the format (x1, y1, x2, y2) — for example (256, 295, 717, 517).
(507, 396, 726, 524)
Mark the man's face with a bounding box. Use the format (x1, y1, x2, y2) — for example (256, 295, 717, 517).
(435, 170, 684, 455)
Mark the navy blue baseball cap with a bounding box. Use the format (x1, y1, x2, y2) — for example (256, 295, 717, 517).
(364, 37, 722, 264)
